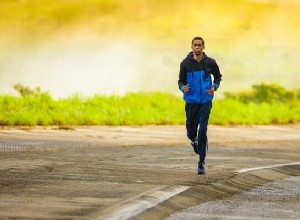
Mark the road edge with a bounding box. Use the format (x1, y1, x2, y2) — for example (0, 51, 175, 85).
(117, 162, 300, 220)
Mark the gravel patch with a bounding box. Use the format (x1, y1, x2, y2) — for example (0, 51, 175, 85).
(168, 176, 300, 220)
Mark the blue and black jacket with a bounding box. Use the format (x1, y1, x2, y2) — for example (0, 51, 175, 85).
(178, 52, 222, 104)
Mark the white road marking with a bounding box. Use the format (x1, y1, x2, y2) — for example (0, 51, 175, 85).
(237, 162, 300, 173)
(98, 185, 189, 220)
(97, 162, 300, 220)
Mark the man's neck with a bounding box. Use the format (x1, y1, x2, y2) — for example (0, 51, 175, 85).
(193, 52, 203, 62)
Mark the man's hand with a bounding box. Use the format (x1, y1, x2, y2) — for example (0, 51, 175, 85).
(182, 84, 190, 93)
(207, 86, 215, 96)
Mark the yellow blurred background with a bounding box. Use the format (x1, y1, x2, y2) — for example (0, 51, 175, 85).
(1, 0, 299, 98)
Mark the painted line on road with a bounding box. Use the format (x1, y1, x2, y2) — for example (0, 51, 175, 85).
(237, 162, 300, 173)
(97, 185, 189, 220)
(97, 162, 299, 220)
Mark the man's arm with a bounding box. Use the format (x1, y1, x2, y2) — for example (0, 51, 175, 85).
(211, 61, 222, 91)
(178, 62, 187, 92)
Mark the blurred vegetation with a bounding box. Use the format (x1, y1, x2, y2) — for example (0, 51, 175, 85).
(13, 83, 50, 98)
(224, 83, 298, 103)
(0, 83, 299, 126)
(212, 83, 300, 125)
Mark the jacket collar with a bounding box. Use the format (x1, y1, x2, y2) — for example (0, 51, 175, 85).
(187, 51, 207, 61)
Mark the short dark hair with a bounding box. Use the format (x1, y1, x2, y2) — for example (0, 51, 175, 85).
(192, 36, 205, 46)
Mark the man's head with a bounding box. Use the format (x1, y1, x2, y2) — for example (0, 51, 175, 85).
(191, 36, 205, 56)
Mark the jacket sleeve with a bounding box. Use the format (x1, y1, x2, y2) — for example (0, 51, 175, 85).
(178, 61, 187, 91)
(210, 60, 222, 90)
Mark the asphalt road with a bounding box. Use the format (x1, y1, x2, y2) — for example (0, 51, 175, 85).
(0, 125, 299, 219)
(168, 176, 300, 220)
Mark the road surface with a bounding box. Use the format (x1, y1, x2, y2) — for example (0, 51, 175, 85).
(0, 125, 299, 219)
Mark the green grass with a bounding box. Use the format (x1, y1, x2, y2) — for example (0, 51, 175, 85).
(0, 83, 299, 126)
(0, 92, 184, 126)
(211, 98, 299, 125)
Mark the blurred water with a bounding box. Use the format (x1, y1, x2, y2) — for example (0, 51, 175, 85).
(1, 42, 132, 97)
(1, 36, 299, 99)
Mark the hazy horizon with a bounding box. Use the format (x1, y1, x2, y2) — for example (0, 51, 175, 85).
(1, 0, 299, 98)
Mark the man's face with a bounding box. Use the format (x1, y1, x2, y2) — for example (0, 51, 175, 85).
(191, 39, 204, 55)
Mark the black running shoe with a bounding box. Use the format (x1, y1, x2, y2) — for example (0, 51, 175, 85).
(198, 166, 206, 175)
(198, 163, 206, 175)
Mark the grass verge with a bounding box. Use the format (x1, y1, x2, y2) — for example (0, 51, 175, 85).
(0, 83, 299, 126)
